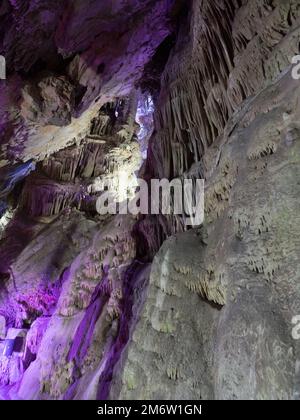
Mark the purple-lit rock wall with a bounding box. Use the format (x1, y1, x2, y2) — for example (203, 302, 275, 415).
(0, 0, 300, 401)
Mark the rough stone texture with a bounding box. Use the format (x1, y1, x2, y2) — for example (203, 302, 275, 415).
(0, 315, 5, 339)
(0, 0, 300, 401)
(0, 0, 179, 164)
(19, 96, 142, 218)
(110, 231, 219, 400)
(15, 215, 148, 400)
(0, 210, 97, 327)
(114, 0, 300, 400)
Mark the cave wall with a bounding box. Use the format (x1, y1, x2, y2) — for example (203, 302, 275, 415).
(0, 0, 300, 400)
(109, 0, 300, 400)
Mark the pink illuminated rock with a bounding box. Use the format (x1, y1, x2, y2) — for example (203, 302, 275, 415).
(1, 0, 299, 402)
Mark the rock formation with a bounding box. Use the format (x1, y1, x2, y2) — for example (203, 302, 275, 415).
(0, 0, 299, 400)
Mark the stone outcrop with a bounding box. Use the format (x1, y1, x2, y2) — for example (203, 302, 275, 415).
(117, 0, 300, 400)
(0, 0, 179, 164)
(0, 0, 300, 401)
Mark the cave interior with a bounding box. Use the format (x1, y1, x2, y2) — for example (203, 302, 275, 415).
(0, 0, 300, 401)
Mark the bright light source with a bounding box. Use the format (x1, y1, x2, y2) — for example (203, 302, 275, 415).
(135, 93, 154, 160)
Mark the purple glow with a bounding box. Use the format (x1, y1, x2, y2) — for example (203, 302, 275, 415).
(67, 269, 111, 366)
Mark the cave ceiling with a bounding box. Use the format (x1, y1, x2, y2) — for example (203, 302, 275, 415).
(0, 0, 181, 165)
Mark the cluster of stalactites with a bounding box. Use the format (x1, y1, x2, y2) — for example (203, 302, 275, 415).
(148, 0, 300, 180)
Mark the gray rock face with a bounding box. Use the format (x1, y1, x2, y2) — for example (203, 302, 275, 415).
(110, 232, 219, 400)
(0, 0, 300, 401)
(109, 0, 300, 400)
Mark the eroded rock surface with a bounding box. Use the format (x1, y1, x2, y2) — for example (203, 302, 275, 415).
(111, 0, 300, 400)
(0, 0, 300, 401)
